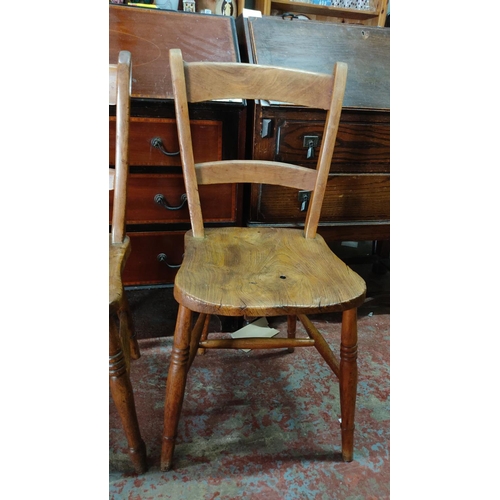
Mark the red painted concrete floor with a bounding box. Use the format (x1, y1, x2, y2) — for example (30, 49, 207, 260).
(110, 249, 389, 499)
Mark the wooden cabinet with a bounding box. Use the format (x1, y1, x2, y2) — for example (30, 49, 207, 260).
(237, 15, 389, 243)
(109, 5, 245, 285)
(253, 0, 388, 26)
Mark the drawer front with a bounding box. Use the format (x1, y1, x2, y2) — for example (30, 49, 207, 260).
(110, 173, 237, 224)
(250, 175, 390, 223)
(275, 120, 390, 173)
(123, 231, 185, 285)
(109, 117, 222, 167)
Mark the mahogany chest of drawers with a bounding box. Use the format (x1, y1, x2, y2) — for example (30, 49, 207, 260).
(237, 16, 390, 244)
(109, 5, 245, 285)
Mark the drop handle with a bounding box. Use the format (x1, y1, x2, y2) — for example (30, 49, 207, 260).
(298, 190, 311, 212)
(154, 193, 187, 211)
(150, 137, 180, 156)
(306, 140, 315, 159)
(157, 253, 182, 269)
(303, 135, 319, 160)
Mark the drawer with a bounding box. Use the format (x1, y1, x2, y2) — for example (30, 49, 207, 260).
(122, 231, 185, 286)
(110, 173, 238, 224)
(249, 174, 390, 223)
(109, 117, 222, 167)
(275, 120, 390, 173)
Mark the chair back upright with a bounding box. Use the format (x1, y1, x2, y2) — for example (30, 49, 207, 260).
(109, 50, 132, 245)
(169, 48, 348, 239)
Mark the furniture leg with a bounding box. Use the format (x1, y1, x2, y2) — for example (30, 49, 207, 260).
(189, 314, 209, 368)
(339, 308, 358, 462)
(161, 304, 193, 471)
(109, 314, 147, 473)
(372, 239, 390, 275)
(298, 314, 340, 377)
(197, 314, 211, 356)
(287, 315, 297, 353)
(119, 293, 141, 361)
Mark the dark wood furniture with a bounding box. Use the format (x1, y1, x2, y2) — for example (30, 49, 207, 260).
(161, 48, 366, 471)
(237, 16, 390, 244)
(109, 51, 147, 474)
(109, 5, 246, 286)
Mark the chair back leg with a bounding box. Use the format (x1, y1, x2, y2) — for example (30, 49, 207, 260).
(109, 314, 148, 473)
(119, 293, 141, 361)
(287, 315, 297, 353)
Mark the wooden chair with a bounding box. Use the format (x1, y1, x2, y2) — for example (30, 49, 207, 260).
(109, 50, 147, 474)
(161, 48, 367, 471)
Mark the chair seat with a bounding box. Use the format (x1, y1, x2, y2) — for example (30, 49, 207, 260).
(109, 235, 131, 312)
(174, 227, 366, 317)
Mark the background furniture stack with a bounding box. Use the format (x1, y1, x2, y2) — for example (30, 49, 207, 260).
(109, 4, 389, 294)
(237, 15, 390, 245)
(109, 5, 246, 287)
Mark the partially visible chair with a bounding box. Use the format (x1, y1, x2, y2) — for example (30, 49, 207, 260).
(109, 50, 147, 474)
(161, 48, 367, 471)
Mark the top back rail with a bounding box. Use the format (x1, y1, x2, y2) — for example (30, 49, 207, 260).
(184, 63, 335, 109)
(169, 48, 347, 240)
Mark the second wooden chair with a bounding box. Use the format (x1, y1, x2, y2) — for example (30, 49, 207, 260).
(109, 50, 147, 474)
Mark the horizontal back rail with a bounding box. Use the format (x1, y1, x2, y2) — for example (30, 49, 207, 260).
(184, 62, 334, 110)
(195, 160, 317, 191)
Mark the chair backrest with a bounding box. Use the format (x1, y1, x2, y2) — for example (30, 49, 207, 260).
(109, 50, 132, 244)
(169, 48, 348, 240)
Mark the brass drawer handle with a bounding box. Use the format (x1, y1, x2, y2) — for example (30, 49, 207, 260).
(157, 253, 182, 269)
(151, 137, 180, 156)
(154, 193, 188, 211)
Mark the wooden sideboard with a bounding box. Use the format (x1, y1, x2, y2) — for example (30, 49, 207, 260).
(237, 16, 390, 244)
(109, 5, 246, 286)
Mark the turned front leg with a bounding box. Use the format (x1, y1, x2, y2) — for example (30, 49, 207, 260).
(161, 305, 193, 471)
(109, 314, 147, 473)
(340, 308, 358, 462)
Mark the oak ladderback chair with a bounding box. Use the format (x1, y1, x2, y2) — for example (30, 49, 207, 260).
(109, 50, 147, 474)
(161, 48, 366, 471)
